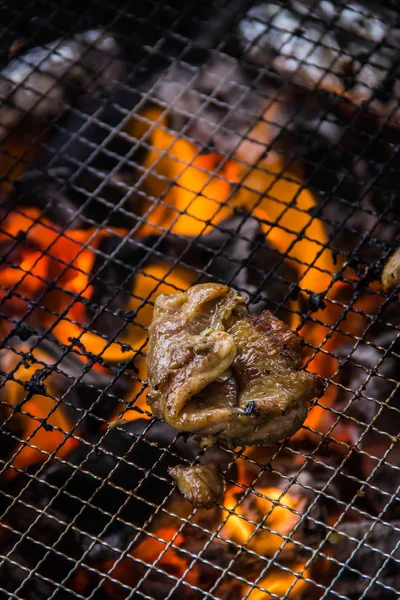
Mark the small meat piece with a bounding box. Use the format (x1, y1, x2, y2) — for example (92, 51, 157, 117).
(382, 248, 400, 291)
(147, 283, 323, 447)
(168, 464, 225, 508)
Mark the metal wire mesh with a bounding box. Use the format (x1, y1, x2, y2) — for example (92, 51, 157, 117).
(0, 0, 399, 598)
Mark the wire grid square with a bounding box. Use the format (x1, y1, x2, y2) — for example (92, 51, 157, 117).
(0, 0, 399, 599)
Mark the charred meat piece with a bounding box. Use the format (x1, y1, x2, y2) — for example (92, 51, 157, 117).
(146, 283, 323, 447)
(168, 464, 225, 508)
(0, 29, 124, 140)
(382, 248, 400, 291)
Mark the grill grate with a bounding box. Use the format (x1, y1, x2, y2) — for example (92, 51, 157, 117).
(0, 0, 399, 599)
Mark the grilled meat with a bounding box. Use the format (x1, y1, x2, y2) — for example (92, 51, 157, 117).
(382, 248, 400, 291)
(146, 283, 323, 447)
(168, 464, 225, 508)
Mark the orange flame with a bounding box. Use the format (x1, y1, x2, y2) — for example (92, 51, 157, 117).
(73, 528, 198, 599)
(125, 108, 239, 239)
(221, 484, 306, 557)
(296, 281, 385, 442)
(0, 99, 386, 599)
(0, 207, 138, 361)
(245, 563, 312, 600)
(128, 109, 337, 298)
(0, 344, 78, 480)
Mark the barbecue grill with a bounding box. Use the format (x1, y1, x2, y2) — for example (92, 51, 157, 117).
(0, 0, 399, 598)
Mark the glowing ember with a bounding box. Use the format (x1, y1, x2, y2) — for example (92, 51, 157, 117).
(245, 564, 312, 600)
(97, 528, 199, 599)
(0, 343, 77, 479)
(0, 97, 389, 600)
(223, 484, 308, 553)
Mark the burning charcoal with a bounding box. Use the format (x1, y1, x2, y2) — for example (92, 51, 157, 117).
(36, 419, 199, 538)
(220, 476, 321, 565)
(89, 234, 161, 334)
(84, 526, 204, 600)
(274, 89, 400, 257)
(0, 464, 89, 599)
(147, 283, 323, 447)
(7, 165, 138, 230)
(0, 419, 200, 598)
(171, 216, 262, 292)
(6, 87, 143, 229)
(0, 546, 82, 600)
(238, 2, 400, 121)
(289, 0, 395, 42)
(164, 215, 299, 316)
(336, 329, 400, 440)
(328, 519, 400, 600)
(149, 54, 270, 157)
(168, 464, 225, 508)
(239, 3, 341, 80)
(0, 29, 124, 140)
(34, 87, 142, 174)
(1, 335, 130, 436)
(382, 247, 400, 291)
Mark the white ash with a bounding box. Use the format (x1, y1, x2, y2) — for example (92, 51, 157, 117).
(238, 1, 400, 120)
(0, 29, 124, 140)
(146, 54, 275, 158)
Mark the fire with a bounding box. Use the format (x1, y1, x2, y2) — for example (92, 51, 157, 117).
(235, 155, 337, 296)
(221, 485, 307, 556)
(127, 107, 337, 302)
(297, 281, 385, 442)
(0, 342, 78, 480)
(245, 564, 312, 600)
(126, 108, 239, 239)
(0, 100, 386, 599)
(0, 207, 138, 361)
(74, 528, 199, 599)
(220, 476, 312, 599)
